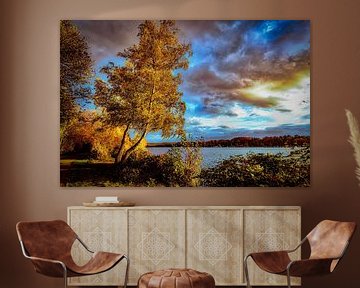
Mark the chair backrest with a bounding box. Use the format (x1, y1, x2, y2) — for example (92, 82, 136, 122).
(307, 220, 356, 261)
(16, 220, 77, 261)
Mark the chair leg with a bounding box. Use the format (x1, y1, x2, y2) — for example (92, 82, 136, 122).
(123, 255, 130, 288)
(286, 269, 291, 288)
(244, 255, 252, 288)
(62, 264, 68, 288)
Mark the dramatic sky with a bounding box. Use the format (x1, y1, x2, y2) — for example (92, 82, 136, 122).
(73, 20, 310, 142)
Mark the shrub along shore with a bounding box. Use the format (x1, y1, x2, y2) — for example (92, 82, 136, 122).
(60, 146, 310, 187)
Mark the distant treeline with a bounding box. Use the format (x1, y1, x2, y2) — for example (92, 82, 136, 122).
(148, 135, 310, 148)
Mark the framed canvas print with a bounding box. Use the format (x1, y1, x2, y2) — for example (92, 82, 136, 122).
(60, 20, 310, 187)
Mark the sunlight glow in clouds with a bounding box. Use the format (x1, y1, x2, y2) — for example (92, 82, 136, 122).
(73, 20, 310, 142)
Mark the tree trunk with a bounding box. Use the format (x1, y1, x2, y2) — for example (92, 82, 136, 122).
(114, 124, 130, 164)
(116, 77, 154, 164)
(119, 129, 148, 164)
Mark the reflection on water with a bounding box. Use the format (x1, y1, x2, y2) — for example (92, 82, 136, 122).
(148, 147, 296, 168)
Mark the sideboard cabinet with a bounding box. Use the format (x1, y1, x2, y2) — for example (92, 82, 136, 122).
(67, 206, 301, 286)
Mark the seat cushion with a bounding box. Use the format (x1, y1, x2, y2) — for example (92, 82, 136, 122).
(138, 269, 215, 288)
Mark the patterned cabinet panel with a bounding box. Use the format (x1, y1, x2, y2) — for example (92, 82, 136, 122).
(67, 206, 301, 286)
(128, 209, 186, 284)
(243, 209, 301, 286)
(68, 208, 127, 286)
(187, 209, 243, 285)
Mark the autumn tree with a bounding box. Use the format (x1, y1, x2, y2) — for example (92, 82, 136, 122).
(61, 110, 147, 161)
(60, 20, 93, 148)
(95, 20, 192, 164)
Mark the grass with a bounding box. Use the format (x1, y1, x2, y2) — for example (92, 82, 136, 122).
(60, 159, 119, 187)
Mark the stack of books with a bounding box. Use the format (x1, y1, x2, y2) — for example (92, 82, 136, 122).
(83, 196, 135, 207)
(93, 196, 119, 204)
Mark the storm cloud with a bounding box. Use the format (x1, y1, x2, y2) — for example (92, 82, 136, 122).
(73, 20, 140, 62)
(71, 20, 310, 141)
(184, 65, 281, 109)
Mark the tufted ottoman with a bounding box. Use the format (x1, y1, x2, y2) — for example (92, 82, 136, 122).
(138, 268, 215, 288)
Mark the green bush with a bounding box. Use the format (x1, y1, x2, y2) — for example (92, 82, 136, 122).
(200, 148, 310, 187)
(62, 146, 309, 187)
(114, 144, 202, 187)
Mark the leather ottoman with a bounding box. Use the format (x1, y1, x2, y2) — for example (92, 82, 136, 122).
(138, 268, 215, 288)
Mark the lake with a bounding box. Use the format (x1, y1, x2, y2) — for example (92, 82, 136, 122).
(148, 147, 296, 168)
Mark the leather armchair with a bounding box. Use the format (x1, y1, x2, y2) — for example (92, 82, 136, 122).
(244, 220, 356, 288)
(16, 220, 129, 288)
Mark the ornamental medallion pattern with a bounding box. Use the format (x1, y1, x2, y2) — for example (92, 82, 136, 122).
(138, 228, 175, 265)
(83, 227, 113, 252)
(244, 209, 300, 286)
(252, 228, 287, 252)
(187, 209, 242, 285)
(194, 227, 232, 265)
(68, 209, 127, 286)
(128, 209, 186, 284)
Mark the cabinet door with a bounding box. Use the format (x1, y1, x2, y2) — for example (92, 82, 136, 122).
(128, 209, 186, 284)
(244, 209, 301, 286)
(68, 208, 127, 286)
(187, 209, 243, 285)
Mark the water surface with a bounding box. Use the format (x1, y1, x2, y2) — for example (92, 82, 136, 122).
(148, 147, 295, 168)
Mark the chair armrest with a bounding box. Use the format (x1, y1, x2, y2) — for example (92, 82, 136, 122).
(19, 240, 67, 277)
(26, 255, 67, 278)
(246, 251, 291, 274)
(287, 258, 336, 277)
(245, 237, 306, 259)
(247, 250, 290, 258)
(76, 236, 94, 253)
(286, 237, 307, 253)
(26, 255, 65, 265)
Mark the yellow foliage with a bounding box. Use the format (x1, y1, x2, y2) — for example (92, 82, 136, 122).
(61, 110, 146, 161)
(95, 20, 191, 164)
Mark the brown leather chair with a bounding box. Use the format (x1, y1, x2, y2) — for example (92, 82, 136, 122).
(16, 220, 129, 288)
(244, 220, 356, 288)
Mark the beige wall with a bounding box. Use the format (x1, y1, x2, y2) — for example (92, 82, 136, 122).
(1, 0, 360, 287)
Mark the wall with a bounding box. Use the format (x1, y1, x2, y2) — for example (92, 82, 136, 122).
(1, 0, 360, 287)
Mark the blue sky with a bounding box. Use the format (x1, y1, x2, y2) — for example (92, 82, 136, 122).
(73, 20, 310, 143)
